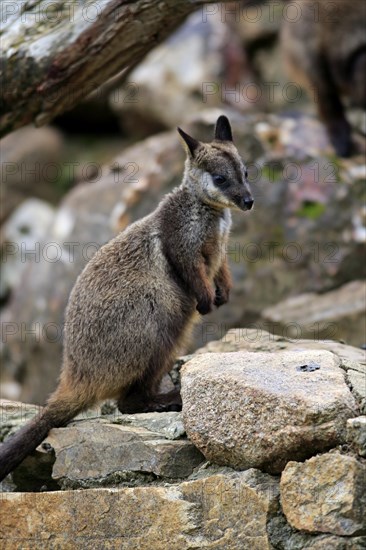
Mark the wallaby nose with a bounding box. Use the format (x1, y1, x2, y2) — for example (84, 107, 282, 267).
(243, 198, 254, 210)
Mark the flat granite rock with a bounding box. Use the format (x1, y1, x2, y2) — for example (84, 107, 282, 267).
(181, 349, 359, 473)
(196, 329, 366, 413)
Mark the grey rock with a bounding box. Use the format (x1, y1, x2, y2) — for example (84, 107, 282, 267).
(0, 399, 42, 442)
(261, 281, 366, 348)
(346, 371, 366, 412)
(45, 421, 203, 485)
(0, 125, 63, 222)
(304, 536, 366, 549)
(181, 349, 359, 473)
(0, 401, 201, 491)
(0, 400, 56, 492)
(0, 199, 55, 300)
(268, 514, 366, 549)
(195, 327, 366, 368)
(347, 416, 366, 457)
(112, 411, 186, 440)
(267, 514, 366, 550)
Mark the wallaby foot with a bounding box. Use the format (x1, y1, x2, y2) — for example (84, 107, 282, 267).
(117, 387, 182, 414)
(150, 389, 182, 412)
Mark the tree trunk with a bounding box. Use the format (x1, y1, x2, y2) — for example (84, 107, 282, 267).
(0, 0, 232, 137)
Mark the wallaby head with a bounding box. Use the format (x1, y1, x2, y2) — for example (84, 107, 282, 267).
(177, 115, 254, 212)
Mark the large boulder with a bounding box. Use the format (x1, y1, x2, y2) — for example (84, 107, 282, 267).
(181, 349, 359, 473)
(0, 126, 63, 222)
(0, 199, 55, 301)
(280, 452, 366, 536)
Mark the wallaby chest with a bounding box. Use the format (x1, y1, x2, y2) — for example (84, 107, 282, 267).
(201, 209, 231, 278)
(219, 208, 232, 238)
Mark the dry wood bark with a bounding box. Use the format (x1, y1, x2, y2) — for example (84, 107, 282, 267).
(0, 0, 235, 137)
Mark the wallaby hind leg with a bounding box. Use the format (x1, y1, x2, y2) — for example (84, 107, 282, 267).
(117, 381, 153, 414)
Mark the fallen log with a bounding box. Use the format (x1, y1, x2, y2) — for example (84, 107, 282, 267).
(0, 0, 234, 137)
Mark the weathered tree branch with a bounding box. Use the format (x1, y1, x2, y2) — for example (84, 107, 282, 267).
(0, 0, 233, 137)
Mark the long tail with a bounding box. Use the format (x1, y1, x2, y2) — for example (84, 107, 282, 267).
(0, 390, 86, 481)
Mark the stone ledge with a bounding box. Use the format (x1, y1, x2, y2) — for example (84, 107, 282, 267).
(0, 469, 279, 550)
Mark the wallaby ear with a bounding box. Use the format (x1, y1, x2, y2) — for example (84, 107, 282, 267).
(215, 115, 233, 141)
(177, 127, 200, 157)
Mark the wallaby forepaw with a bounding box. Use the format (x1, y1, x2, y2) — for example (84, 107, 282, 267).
(214, 287, 229, 307)
(196, 297, 213, 315)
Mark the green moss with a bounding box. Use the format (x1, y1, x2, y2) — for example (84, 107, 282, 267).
(261, 164, 283, 182)
(297, 201, 326, 219)
(55, 163, 74, 194)
(324, 154, 342, 183)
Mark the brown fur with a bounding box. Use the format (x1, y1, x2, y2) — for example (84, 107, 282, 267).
(281, 0, 366, 156)
(0, 116, 253, 481)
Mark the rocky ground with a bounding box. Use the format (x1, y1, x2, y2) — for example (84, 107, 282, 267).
(1, 329, 365, 549)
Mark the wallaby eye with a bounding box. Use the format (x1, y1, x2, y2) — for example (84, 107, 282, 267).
(212, 174, 226, 185)
(245, 170, 248, 179)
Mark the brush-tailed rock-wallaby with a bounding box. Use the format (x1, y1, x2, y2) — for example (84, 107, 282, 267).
(282, 0, 366, 157)
(0, 115, 254, 481)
